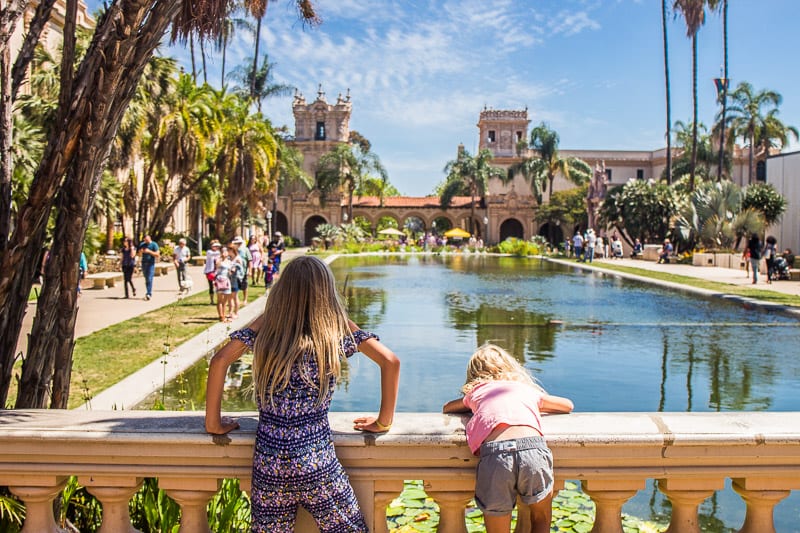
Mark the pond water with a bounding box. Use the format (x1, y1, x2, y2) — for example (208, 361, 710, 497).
(147, 254, 800, 531)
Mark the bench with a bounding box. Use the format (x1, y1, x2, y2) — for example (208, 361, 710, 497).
(154, 263, 173, 276)
(85, 272, 123, 289)
(790, 269, 800, 281)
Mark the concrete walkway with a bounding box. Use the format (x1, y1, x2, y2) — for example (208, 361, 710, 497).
(582, 256, 800, 297)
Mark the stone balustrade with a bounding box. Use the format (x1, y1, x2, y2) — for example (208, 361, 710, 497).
(1, 410, 799, 532)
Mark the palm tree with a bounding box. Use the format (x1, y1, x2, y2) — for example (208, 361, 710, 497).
(0, 0, 321, 409)
(144, 73, 216, 239)
(243, 0, 269, 101)
(726, 82, 788, 183)
(213, 92, 278, 238)
(230, 54, 294, 112)
(661, 0, 673, 184)
(673, 0, 708, 192)
(440, 147, 505, 234)
(712, 0, 728, 181)
(317, 143, 388, 222)
(511, 123, 591, 204)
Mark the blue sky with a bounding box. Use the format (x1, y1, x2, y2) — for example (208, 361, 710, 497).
(87, 0, 800, 196)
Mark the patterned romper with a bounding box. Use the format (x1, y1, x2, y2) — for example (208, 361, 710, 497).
(230, 328, 377, 533)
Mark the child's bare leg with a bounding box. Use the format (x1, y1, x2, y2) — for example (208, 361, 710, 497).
(528, 492, 554, 533)
(483, 512, 512, 533)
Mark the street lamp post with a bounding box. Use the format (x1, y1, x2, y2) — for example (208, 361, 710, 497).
(483, 215, 489, 244)
(266, 210, 273, 241)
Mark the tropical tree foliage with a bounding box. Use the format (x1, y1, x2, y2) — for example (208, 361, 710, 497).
(511, 122, 591, 203)
(0, 0, 320, 409)
(672, 0, 709, 191)
(674, 180, 765, 251)
(599, 179, 681, 247)
(440, 147, 505, 233)
(726, 81, 797, 183)
(317, 142, 388, 221)
(535, 185, 589, 236)
(742, 182, 787, 226)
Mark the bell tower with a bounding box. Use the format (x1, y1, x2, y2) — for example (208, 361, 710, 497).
(477, 107, 530, 158)
(290, 85, 352, 182)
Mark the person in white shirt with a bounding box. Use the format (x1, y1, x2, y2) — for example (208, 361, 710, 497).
(173, 238, 191, 293)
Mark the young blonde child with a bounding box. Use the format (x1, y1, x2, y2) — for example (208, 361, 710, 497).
(443, 344, 573, 533)
(206, 255, 400, 532)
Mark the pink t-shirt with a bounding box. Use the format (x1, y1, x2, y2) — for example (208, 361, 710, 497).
(463, 380, 545, 455)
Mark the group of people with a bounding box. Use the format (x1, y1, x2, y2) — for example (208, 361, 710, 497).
(205, 255, 572, 533)
(202, 232, 285, 322)
(569, 228, 626, 262)
(118, 234, 161, 300)
(745, 233, 793, 284)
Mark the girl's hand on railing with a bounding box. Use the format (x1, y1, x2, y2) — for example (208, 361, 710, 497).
(353, 415, 391, 433)
(206, 415, 239, 436)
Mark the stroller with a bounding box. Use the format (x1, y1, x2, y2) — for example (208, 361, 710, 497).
(769, 256, 791, 281)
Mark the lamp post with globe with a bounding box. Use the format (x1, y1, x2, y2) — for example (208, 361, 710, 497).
(266, 210, 273, 241)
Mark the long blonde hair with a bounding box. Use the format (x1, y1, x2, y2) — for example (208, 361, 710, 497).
(461, 343, 543, 395)
(252, 256, 351, 406)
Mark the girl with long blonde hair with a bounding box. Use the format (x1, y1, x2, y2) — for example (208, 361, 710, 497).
(206, 255, 400, 532)
(444, 344, 573, 533)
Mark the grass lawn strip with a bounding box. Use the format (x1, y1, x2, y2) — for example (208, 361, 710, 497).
(68, 284, 266, 409)
(567, 260, 800, 309)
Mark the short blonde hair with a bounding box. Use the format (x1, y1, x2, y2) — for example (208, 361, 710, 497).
(252, 256, 351, 406)
(461, 343, 543, 395)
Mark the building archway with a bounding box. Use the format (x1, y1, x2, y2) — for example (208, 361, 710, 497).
(304, 215, 328, 245)
(431, 216, 453, 236)
(538, 223, 564, 246)
(499, 218, 524, 241)
(275, 211, 289, 236)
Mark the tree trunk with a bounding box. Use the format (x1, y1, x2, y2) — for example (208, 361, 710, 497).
(250, 16, 262, 101)
(662, 0, 672, 184)
(0, 0, 183, 407)
(717, 0, 728, 182)
(0, 42, 11, 252)
(689, 35, 698, 192)
(10, 0, 57, 99)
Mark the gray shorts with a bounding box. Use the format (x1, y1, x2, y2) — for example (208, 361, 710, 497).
(475, 436, 554, 516)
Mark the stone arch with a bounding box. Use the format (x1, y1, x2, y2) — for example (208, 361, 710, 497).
(499, 218, 524, 241)
(402, 214, 426, 235)
(351, 210, 375, 226)
(431, 215, 454, 235)
(304, 215, 328, 245)
(538, 222, 564, 246)
(275, 211, 289, 236)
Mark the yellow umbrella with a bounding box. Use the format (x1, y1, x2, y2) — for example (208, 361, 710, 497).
(443, 227, 471, 239)
(378, 228, 405, 236)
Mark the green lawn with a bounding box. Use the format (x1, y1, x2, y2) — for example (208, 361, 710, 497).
(68, 284, 266, 408)
(581, 261, 800, 308)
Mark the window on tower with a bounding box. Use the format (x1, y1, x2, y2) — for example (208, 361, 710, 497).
(315, 121, 326, 140)
(488, 130, 496, 143)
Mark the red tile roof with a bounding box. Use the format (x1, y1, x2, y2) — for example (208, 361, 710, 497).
(347, 196, 478, 208)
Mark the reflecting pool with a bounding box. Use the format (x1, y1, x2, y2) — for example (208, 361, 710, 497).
(149, 254, 800, 530)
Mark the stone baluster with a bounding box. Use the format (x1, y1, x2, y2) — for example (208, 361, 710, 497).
(732, 478, 791, 533)
(425, 479, 473, 533)
(8, 476, 68, 533)
(159, 477, 219, 533)
(658, 478, 723, 533)
(371, 480, 404, 533)
(581, 479, 644, 533)
(80, 476, 143, 533)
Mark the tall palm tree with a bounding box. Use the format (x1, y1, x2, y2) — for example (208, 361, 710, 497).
(726, 82, 785, 183)
(673, 0, 707, 192)
(511, 122, 591, 204)
(712, 0, 728, 181)
(0, 0, 321, 409)
(661, 0, 673, 184)
(213, 92, 278, 238)
(440, 147, 505, 233)
(243, 0, 269, 101)
(317, 142, 388, 222)
(230, 54, 293, 112)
